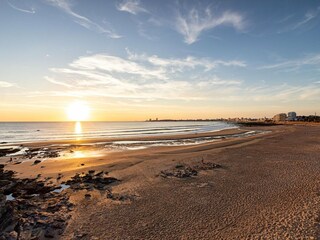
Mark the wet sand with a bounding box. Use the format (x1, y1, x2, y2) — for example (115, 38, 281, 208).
(1, 125, 320, 239)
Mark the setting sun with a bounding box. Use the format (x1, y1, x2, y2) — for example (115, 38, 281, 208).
(66, 101, 90, 121)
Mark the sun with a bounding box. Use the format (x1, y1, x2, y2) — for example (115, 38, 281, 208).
(66, 101, 90, 121)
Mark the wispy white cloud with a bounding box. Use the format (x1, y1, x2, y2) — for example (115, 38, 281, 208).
(245, 83, 320, 102)
(292, 10, 319, 30)
(278, 8, 320, 33)
(197, 76, 242, 87)
(41, 51, 247, 101)
(175, 6, 246, 44)
(116, 0, 148, 15)
(276, 14, 295, 24)
(46, 0, 121, 38)
(7, 0, 35, 14)
(68, 54, 167, 79)
(126, 48, 246, 72)
(0, 81, 15, 88)
(260, 54, 320, 71)
(45, 76, 73, 88)
(40, 51, 320, 105)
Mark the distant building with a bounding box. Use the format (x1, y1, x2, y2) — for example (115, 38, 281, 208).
(287, 112, 297, 121)
(273, 113, 287, 122)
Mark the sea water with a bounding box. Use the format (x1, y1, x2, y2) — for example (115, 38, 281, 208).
(0, 121, 236, 144)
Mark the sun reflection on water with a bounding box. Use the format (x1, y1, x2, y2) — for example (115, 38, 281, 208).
(74, 121, 82, 140)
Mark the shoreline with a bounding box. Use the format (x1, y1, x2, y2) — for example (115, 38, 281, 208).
(0, 127, 271, 180)
(1, 124, 320, 239)
(0, 126, 241, 147)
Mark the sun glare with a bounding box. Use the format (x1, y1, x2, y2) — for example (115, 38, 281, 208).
(66, 101, 90, 121)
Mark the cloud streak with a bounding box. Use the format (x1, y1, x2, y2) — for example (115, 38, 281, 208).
(116, 0, 148, 15)
(292, 10, 319, 30)
(260, 54, 320, 71)
(175, 6, 246, 44)
(7, 0, 35, 14)
(126, 49, 246, 72)
(46, 0, 121, 38)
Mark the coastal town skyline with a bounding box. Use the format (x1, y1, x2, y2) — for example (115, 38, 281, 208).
(1, 0, 320, 121)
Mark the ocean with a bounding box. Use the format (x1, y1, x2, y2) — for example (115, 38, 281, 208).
(0, 121, 236, 144)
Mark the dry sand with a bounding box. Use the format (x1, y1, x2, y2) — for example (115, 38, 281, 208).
(1, 125, 320, 239)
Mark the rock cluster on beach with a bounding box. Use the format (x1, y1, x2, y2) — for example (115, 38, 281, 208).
(160, 160, 222, 178)
(0, 146, 60, 160)
(0, 148, 20, 157)
(23, 148, 60, 159)
(0, 164, 73, 239)
(62, 171, 137, 202)
(63, 170, 118, 191)
(0, 165, 123, 239)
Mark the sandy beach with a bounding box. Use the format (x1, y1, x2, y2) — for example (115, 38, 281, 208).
(1, 124, 320, 239)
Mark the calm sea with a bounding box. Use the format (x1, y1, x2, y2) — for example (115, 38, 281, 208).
(0, 121, 236, 144)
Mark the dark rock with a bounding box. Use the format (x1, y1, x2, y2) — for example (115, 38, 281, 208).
(7, 231, 18, 240)
(0, 169, 73, 239)
(94, 171, 104, 177)
(0, 148, 20, 157)
(19, 230, 32, 239)
(33, 160, 41, 165)
(0, 164, 5, 169)
(0, 180, 11, 187)
(175, 164, 184, 169)
(106, 192, 135, 202)
(84, 194, 91, 199)
(160, 161, 222, 179)
(44, 227, 55, 238)
(194, 160, 222, 170)
(160, 165, 198, 178)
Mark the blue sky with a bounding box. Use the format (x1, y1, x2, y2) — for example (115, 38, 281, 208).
(0, 0, 320, 121)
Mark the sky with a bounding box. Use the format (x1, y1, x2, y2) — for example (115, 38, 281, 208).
(0, 0, 320, 121)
